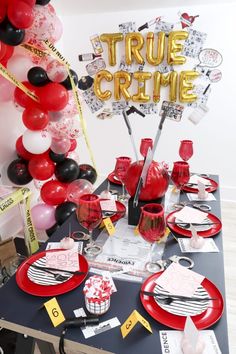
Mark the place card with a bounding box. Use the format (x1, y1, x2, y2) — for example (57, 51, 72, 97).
(159, 329, 222, 354)
(73, 307, 86, 318)
(187, 192, 216, 201)
(155, 262, 204, 297)
(100, 199, 117, 211)
(178, 237, 219, 253)
(46, 242, 83, 254)
(174, 206, 208, 223)
(81, 317, 120, 339)
(45, 249, 79, 272)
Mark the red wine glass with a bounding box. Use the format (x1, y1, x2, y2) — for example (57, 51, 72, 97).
(179, 140, 193, 161)
(138, 203, 166, 271)
(76, 194, 103, 257)
(171, 161, 190, 203)
(114, 156, 131, 201)
(140, 138, 153, 158)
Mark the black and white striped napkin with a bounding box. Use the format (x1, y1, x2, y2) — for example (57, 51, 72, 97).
(27, 257, 73, 286)
(153, 284, 210, 316)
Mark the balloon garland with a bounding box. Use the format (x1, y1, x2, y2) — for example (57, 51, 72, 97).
(0, 0, 97, 235)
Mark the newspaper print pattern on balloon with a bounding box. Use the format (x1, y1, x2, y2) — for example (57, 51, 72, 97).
(187, 84, 211, 108)
(182, 28, 207, 58)
(112, 101, 129, 115)
(139, 103, 158, 115)
(82, 86, 105, 113)
(154, 21, 174, 34)
(119, 22, 136, 34)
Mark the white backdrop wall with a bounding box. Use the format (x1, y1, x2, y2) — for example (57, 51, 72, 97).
(0, 1, 236, 212)
(58, 2, 236, 201)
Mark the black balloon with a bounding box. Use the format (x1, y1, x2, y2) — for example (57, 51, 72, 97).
(36, 0, 51, 5)
(61, 69, 78, 90)
(78, 76, 94, 91)
(7, 159, 33, 185)
(0, 18, 25, 46)
(27, 67, 50, 87)
(46, 223, 60, 237)
(55, 201, 77, 225)
(55, 158, 80, 183)
(78, 164, 97, 184)
(49, 150, 66, 163)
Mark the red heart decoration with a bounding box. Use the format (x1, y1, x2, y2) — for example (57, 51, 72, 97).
(180, 13, 195, 28)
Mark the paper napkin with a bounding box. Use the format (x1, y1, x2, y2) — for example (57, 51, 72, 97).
(155, 262, 204, 297)
(174, 206, 208, 224)
(188, 175, 211, 186)
(45, 249, 80, 272)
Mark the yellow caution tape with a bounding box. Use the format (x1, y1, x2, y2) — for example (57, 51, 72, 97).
(43, 39, 97, 172)
(0, 63, 39, 102)
(20, 43, 49, 59)
(0, 188, 39, 255)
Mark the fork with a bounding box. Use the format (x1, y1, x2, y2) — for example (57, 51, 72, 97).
(27, 263, 70, 282)
(141, 290, 217, 302)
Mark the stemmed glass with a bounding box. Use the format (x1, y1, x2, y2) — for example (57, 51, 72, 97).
(171, 161, 190, 203)
(138, 203, 166, 273)
(114, 156, 131, 201)
(179, 140, 193, 161)
(140, 138, 153, 158)
(76, 194, 103, 257)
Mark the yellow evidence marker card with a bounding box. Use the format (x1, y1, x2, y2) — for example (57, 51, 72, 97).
(120, 310, 152, 338)
(103, 217, 116, 236)
(44, 297, 65, 327)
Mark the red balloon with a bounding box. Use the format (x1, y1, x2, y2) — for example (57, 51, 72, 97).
(38, 83, 69, 112)
(21, 0, 36, 7)
(14, 81, 38, 108)
(16, 135, 36, 160)
(0, 41, 7, 60)
(2, 44, 14, 62)
(22, 104, 49, 130)
(0, 0, 7, 23)
(8, 0, 34, 29)
(29, 156, 55, 180)
(69, 139, 77, 152)
(124, 161, 169, 201)
(41, 180, 67, 205)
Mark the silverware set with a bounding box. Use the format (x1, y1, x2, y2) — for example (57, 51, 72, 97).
(27, 263, 85, 282)
(140, 290, 217, 305)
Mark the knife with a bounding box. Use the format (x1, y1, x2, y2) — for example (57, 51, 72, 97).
(133, 112, 167, 208)
(133, 147, 153, 207)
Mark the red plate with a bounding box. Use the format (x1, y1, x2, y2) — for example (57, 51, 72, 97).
(166, 210, 222, 237)
(100, 199, 126, 223)
(182, 177, 218, 193)
(107, 171, 122, 185)
(16, 250, 89, 297)
(140, 272, 224, 330)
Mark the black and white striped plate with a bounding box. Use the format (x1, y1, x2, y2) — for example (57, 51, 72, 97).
(27, 257, 73, 286)
(153, 284, 209, 316)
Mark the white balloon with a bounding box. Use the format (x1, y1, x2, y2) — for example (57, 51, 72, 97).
(22, 130, 52, 154)
(7, 55, 33, 82)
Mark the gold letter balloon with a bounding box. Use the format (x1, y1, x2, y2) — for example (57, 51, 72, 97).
(94, 70, 113, 100)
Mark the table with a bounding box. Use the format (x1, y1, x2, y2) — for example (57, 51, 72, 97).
(0, 177, 229, 354)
